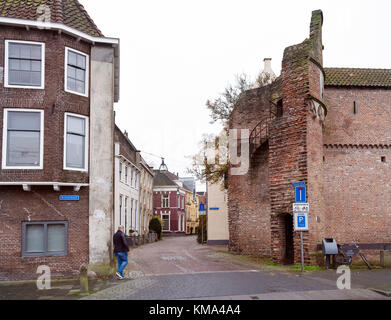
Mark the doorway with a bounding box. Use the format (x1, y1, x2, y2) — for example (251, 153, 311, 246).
(276, 213, 294, 265)
(283, 214, 294, 264)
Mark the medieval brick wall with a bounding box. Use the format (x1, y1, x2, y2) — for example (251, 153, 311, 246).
(228, 10, 326, 264)
(323, 87, 391, 245)
(228, 83, 279, 255)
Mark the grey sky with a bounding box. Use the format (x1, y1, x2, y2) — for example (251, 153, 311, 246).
(82, 0, 391, 186)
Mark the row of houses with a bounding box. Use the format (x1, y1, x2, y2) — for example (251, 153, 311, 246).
(152, 160, 200, 236)
(0, 0, 158, 281)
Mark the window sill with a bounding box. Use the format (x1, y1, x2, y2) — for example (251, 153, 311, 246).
(22, 252, 68, 258)
(63, 167, 88, 173)
(4, 84, 45, 90)
(65, 88, 89, 98)
(2, 166, 43, 170)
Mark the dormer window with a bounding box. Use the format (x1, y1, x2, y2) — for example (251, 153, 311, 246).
(65, 47, 89, 97)
(5, 40, 45, 89)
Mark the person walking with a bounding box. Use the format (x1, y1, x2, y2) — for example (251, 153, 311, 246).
(113, 225, 129, 280)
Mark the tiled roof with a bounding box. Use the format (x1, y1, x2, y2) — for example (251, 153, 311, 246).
(153, 171, 178, 187)
(0, 0, 103, 37)
(325, 68, 391, 87)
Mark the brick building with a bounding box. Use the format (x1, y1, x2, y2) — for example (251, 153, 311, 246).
(153, 160, 186, 235)
(0, 0, 119, 280)
(228, 10, 391, 264)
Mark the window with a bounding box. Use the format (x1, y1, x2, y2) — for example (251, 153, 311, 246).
(276, 99, 283, 118)
(124, 197, 128, 234)
(131, 169, 134, 186)
(353, 101, 358, 115)
(162, 214, 170, 231)
(130, 199, 134, 229)
(64, 113, 88, 171)
(119, 162, 123, 181)
(5, 40, 45, 89)
(125, 166, 128, 184)
(65, 47, 89, 97)
(2, 109, 44, 169)
(162, 194, 169, 208)
(119, 195, 123, 225)
(22, 222, 68, 257)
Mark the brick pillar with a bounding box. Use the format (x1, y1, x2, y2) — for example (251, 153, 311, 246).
(269, 10, 326, 264)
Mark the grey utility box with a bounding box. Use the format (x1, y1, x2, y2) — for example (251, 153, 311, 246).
(322, 238, 339, 255)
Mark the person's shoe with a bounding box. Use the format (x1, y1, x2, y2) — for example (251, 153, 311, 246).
(116, 272, 124, 280)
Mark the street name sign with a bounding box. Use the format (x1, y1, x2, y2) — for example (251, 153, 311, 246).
(59, 195, 80, 201)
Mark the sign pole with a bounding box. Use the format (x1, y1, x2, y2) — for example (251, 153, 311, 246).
(201, 216, 204, 244)
(300, 231, 304, 272)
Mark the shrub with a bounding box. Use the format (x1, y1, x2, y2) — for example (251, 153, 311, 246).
(149, 216, 163, 240)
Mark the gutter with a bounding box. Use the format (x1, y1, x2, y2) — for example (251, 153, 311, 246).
(0, 17, 119, 45)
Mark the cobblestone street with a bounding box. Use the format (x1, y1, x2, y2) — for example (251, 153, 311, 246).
(83, 236, 391, 300)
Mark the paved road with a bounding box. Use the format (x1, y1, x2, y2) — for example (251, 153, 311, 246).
(125, 236, 255, 276)
(84, 236, 391, 300)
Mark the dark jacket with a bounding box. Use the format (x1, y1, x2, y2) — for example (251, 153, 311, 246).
(113, 230, 129, 253)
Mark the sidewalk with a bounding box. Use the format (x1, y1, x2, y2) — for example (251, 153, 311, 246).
(187, 289, 391, 300)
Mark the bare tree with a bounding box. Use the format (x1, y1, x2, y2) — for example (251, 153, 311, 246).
(189, 72, 275, 189)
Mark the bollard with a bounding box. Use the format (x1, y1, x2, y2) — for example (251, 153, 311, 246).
(79, 265, 89, 294)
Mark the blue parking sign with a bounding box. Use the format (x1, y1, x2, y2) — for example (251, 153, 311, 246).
(297, 216, 306, 228)
(295, 186, 306, 203)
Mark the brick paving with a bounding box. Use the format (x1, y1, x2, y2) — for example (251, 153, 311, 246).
(83, 236, 391, 300)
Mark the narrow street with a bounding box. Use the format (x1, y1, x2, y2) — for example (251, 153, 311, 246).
(83, 236, 391, 300)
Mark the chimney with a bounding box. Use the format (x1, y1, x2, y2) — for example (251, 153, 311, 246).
(253, 58, 277, 89)
(263, 58, 272, 74)
(124, 130, 128, 137)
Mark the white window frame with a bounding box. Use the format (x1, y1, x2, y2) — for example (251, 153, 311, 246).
(2, 108, 44, 170)
(125, 166, 128, 184)
(64, 47, 89, 97)
(4, 40, 45, 89)
(162, 194, 169, 208)
(119, 162, 123, 182)
(161, 213, 170, 232)
(63, 112, 89, 172)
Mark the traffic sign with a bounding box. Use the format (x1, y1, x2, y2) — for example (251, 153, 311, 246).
(293, 203, 309, 231)
(292, 181, 306, 188)
(295, 186, 306, 203)
(199, 203, 205, 212)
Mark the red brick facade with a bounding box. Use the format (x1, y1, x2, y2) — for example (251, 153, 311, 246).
(153, 189, 185, 235)
(228, 10, 391, 264)
(0, 25, 91, 280)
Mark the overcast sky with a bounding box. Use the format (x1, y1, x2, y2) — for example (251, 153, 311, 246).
(82, 0, 391, 189)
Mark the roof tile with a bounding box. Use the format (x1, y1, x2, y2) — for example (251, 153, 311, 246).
(0, 0, 103, 37)
(325, 68, 391, 87)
